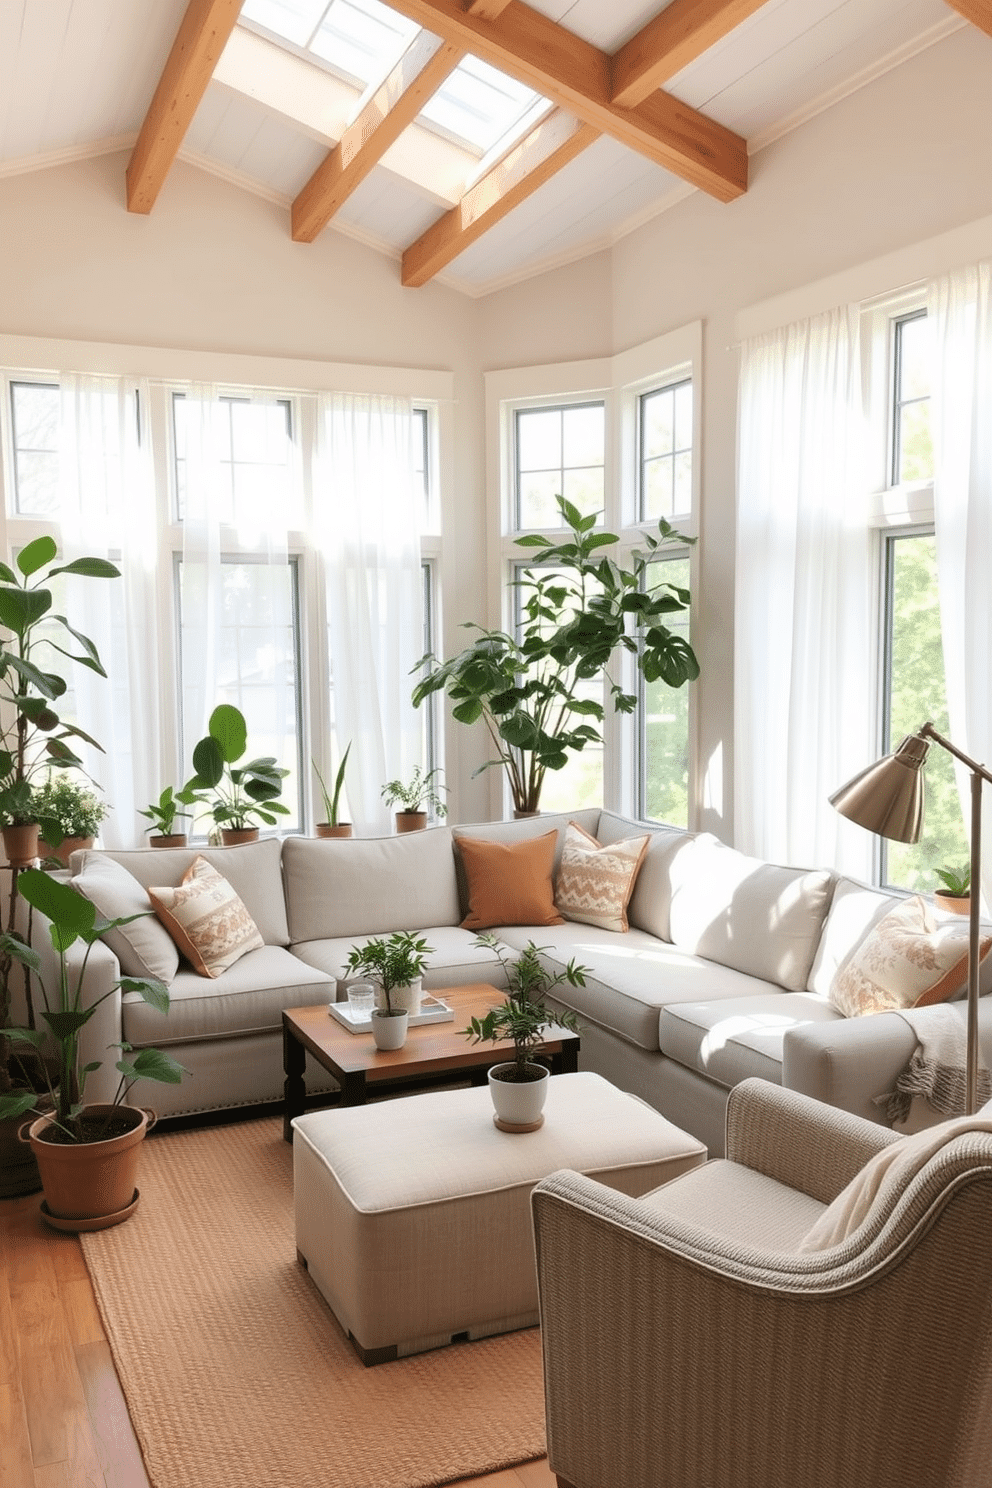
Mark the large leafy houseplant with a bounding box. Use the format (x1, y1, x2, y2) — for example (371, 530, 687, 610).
(0, 536, 120, 1128)
(413, 498, 698, 814)
(190, 704, 290, 835)
(0, 870, 187, 1134)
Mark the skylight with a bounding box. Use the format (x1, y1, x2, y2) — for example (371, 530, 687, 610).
(239, 0, 547, 160)
(418, 56, 544, 156)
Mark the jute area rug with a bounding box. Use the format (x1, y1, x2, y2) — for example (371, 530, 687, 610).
(80, 1115, 547, 1488)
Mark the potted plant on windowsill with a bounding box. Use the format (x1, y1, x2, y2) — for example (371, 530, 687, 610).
(313, 743, 352, 838)
(190, 704, 290, 844)
(35, 774, 111, 866)
(463, 935, 586, 1130)
(139, 781, 207, 848)
(343, 931, 435, 1049)
(934, 865, 971, 916)
(380, 766, 447, 833)
(413, 497, 698, 816)
(0, 869, 188, 1230)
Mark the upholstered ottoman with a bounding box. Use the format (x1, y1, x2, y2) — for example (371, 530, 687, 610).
(292, 1070, 707, 1364)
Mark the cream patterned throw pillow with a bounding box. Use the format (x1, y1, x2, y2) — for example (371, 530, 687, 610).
(148, 857, 264, 978)
(829, 894, 991, 1017)
(555, 821, 650, 933)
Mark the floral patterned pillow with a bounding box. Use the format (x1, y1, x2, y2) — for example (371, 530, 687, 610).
(149, 857, 264, 978)
(829, 894, 991, 1017)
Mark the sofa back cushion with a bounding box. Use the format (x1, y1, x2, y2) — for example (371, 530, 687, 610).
(71, 851, 181, 982)
(597, 812, 696, 943)
(668, 834, 834, 992)
(83, 838, 290, 946)
(806, 876, 898, 997)
(282, 828, 460, 942)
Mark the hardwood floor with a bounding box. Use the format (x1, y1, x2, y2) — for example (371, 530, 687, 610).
(0, 1190, 558, 1488)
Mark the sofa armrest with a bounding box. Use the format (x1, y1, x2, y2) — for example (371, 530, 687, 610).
(30, 911, 124, 1107)
(782, 1011, 918, 1125)
(725, 1078, 899, 1203)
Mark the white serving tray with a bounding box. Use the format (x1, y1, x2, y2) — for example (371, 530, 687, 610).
(327, 995, 454, 1033)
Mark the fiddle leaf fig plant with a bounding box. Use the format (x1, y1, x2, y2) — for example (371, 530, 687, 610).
(412, 497, 698, 814)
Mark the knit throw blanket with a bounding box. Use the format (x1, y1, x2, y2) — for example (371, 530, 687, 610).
(881, 1005, 992, 1127)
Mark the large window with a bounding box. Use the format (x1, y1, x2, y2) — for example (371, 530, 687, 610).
(877, 309, 967, 890)
(493, 327, 700, 822)
(2, 370, 444, 842)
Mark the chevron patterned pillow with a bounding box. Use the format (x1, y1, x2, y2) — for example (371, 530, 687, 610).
(555, 821, 650, 933)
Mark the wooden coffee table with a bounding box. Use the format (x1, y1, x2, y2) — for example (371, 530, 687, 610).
(282, 982, 580, 1141)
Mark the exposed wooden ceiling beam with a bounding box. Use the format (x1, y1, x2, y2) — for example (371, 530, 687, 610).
(380, 0, 747, 201)
(946, 0, 992, 37)
(292, 37, 463, 242)
(402, 112, 598, 286)
(611, 0, 770, 108)
(126, 0, 244, 214)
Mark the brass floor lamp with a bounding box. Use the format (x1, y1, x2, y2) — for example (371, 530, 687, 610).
(830, 722, 992, 1115)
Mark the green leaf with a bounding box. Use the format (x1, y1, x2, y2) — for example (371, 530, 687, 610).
(208, 704, 248, 763)
(0, 933, 41, 974)
(191, 735, 224, 787)
(16, 535, 57, 577)
(0, 561, 17, 583)
(44, 739, 83, 767)
(119, 976, 171, 1014)
(0, 1090, 41, 1122)
(17, 869, 97, 938)
(116, 1047, 188, 1085)
(514, 534, 553, 548)
(44, 1007, 95, 1039)
(48, 557, 121, 580)
(452, 698, 483, 725)
(0, 586, 52, 634)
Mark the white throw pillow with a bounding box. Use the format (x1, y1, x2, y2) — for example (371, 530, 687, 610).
(555, 821, 649, 933)
(72, 852, 180, 983)
(149, 857, 264, 979)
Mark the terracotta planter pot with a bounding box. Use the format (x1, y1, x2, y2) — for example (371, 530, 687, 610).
(23, 1103, 154, 1229)
(2, 822, 40, 867)
(935, 892, 971, 916)
(149, 833, 189, 849)
(395, 811, 427, 833)
(488, 1062, 549, 1130)
(220, 827, 260, 846)
(39, 835, 94, 867)
(315, 823, 353, 839)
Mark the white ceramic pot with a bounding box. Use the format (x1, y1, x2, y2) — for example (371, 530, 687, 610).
(374, 977, 423, 1016)
(488, 1062, 549, 1129)
(371, 1009, 409, 1050)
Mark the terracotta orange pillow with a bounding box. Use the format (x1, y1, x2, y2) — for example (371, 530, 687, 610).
(458, 830, 565, 931)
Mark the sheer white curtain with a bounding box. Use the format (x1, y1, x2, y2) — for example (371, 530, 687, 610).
(57, 373, 160, 848)
(177, 388, 296, 828)
(928, 262, 992, 913)
(316, 393, 424, 835)
(734, 305, 873, 874)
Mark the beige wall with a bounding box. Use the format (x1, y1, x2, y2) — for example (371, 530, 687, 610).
(3, 21, 992, 840)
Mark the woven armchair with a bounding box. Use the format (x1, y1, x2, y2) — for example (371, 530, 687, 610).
(532, 1078, 992, 1488)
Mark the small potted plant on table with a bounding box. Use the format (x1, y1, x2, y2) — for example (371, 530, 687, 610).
(191, 704, 290, 844)
(313, 743, 352, 838)
(0, 868, 187, 1230)
(464, 935, 586, 1131)
(380, 766, 447, 833)
(344, 930, 435, 1049)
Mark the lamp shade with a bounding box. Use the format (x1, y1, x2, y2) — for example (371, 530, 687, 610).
(828, 733, 930, 844)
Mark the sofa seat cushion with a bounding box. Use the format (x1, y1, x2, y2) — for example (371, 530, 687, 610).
(669, 834, 833, 992)
(121, 945, 335, 1046)
(495, 924, 785, 1051)
(293, 926, 515, 994)
(658, 992, 840, 1090)
(640, 1157, 827, 1252)
(282, 831, 460, 943)
(78, 839, 290, 946)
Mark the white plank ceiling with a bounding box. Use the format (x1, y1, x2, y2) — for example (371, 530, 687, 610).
(0, 0, 972, 295)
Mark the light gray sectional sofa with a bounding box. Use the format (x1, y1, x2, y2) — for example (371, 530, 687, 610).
(37, 809, 992, 1156)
